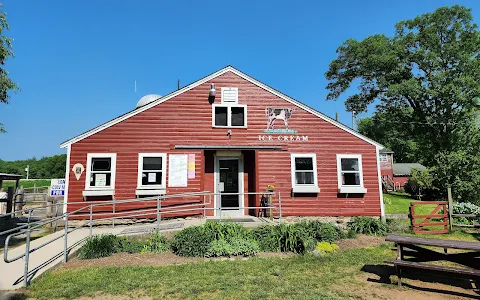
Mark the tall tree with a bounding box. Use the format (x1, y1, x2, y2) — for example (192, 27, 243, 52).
(357, 107, 420, 163)
(326, 5, 480, 165)
(0, 3, 19, 133)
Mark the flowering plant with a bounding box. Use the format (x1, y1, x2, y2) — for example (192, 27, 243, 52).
(267, 185, 275, 192)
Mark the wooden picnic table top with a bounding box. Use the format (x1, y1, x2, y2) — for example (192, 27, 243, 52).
(386, 234, 480, 251)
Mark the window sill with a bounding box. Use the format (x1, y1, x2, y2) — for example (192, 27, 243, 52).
(338, 186, 367, 194)
(212, 126, 248, 129)
(82, 189, 115, 197)
(136, 189, 166, 196)
(292, 186, 320, 194)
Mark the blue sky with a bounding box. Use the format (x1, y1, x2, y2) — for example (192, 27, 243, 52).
(0, 0, 479, 160)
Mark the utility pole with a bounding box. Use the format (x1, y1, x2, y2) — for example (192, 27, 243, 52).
(352, 111, 356, 130)
(25, 165, 29, 180)
(335, 112, 338, 122)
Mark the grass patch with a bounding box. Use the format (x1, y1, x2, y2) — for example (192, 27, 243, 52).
(403, 228, 480, 242)
(2, 179, 51, 189)
(28, 244, 394, 300)
(384, 193, 436, 215)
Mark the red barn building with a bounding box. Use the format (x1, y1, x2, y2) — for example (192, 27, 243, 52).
(60, 66, 386, 219)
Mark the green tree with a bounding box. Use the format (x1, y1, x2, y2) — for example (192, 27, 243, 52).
(326, 5, 480, 165)
(0, 4, 19, 133)
(356, 107, 419, 163)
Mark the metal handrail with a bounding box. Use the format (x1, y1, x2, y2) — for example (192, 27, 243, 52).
(2, 190, 282, 287)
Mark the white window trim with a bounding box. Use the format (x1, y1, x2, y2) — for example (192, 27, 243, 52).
(221, 87, 238, 104)
(84, 153, 116, 194)
(136, 153, 167, 193)
(212, 104, 247, 128)
(336, 154, 367, 194)
(290, 153, 320, 194)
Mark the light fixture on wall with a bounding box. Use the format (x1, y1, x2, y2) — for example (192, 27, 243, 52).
(208, 83, 216, 104)
(209, 83, 216, 97)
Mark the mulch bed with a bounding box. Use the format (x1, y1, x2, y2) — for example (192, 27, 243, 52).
(336, 234, 386, 251)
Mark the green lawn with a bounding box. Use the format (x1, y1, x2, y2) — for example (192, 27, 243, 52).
(384, 192, 437, 215)
(1, 179, 51, 189)
(27, 245, 395, 300)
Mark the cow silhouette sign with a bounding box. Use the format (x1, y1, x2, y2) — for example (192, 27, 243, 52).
(265, 108, 295, 130)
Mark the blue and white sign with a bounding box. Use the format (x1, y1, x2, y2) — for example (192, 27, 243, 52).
(50, 179, 66, 197)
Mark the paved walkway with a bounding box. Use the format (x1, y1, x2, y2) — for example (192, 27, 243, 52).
(0, 216, 269, 290)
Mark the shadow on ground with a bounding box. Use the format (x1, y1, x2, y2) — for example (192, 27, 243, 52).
(362, 264, 480, 299)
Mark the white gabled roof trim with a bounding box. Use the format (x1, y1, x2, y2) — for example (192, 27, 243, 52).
(60, 66, 383, 148)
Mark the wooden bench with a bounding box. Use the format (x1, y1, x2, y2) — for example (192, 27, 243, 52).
(385, 234, 480, 286)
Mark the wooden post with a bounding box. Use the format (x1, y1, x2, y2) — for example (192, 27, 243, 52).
(447, 187, 453, 232)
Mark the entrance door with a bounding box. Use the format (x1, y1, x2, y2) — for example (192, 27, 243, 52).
(216, 158, 243, 216)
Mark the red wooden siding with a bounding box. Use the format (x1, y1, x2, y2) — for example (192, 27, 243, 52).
(66, 71, 381, 217)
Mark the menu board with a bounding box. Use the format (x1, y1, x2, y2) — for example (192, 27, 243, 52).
(168, 154, 188, 187)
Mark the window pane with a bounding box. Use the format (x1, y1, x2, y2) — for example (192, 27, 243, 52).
(231, 107, 245, 126)
(342, 172, 360, 185)
(295, 157, 313, 171)
(142, 172, 162, 185)
(92, 158, 111, 171)
(215, 106, 228, 126)
(296, 171, 314, 185)
(90, 173, 111, 187)
(143, 157, 162, 170)
(341, 158, 359, 171)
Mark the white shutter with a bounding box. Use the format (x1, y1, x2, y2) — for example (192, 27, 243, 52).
(221, 87, 238, 104)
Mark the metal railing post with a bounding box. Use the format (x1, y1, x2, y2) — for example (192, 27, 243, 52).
(27, 209, 33, 225)
(203, 194, 206, 219)
(63, 216, 68, 263)
(23, 229, 31, 287)
(278, 191, 282, 224)
(112, 198, 116, 228)
(156, 196, 161, 230)
(89, 204, 93, 238)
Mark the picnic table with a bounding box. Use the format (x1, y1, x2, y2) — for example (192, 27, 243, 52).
(384, 234, 480, 286)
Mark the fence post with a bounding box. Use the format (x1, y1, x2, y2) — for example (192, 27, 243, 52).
(23, 229, 31, 287)
(63, 216, 68, 263)
(89, 204, 93, 238)
(156, 196, 161, 230)
(447, 187, 453, 232)
(278, 191, 282, 224)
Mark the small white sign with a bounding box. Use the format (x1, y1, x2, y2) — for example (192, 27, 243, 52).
(95, 174, 107, 187)
(50, 179, 66, 197)
(168, 154, 188, 187)
(148, 173, 157, 183)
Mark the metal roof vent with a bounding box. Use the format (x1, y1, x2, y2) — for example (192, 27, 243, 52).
(136, 94, 162, 108)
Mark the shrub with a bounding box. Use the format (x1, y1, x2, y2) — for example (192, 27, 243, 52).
(171, 225, 214, 257)
(141, 230, 170, 253)
(78, 234, 119, 259)
(203, 221, 252, 240)
(315, 241, 339, 254)
(252, 225, 281, 252)
(295, 220, 346, 243)
(116, 236, 144, 254)
(205, 238, 259, 257)
(347, 217, 388, 236)
(453, 202, 480, 215)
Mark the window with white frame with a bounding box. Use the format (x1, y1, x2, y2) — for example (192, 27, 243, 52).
(290, 153, 320, 193)
(336, 154, 367, 193)
(137, 153, 166, 192)
(84, 153, 116, 193)
(212, 104, 247, 127)
(380, 154, 388, 162)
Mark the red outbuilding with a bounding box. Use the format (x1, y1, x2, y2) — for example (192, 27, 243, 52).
(60, 66, 386, 219)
